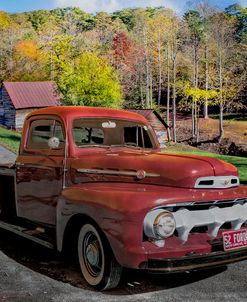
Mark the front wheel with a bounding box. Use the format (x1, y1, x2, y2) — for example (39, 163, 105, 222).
(78, 223, 122, 290)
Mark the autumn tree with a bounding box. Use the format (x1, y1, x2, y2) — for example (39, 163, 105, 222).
(209, 12, 237, 142)
(112, 31, 144, 107)
(0, 12, 37, 81)
(184, 10, 205, 137)
(0, 5, 246, 125)
(182, 83, 217, 142)
(13, 40, 48, 80)
(53, 46, 122, 107)
(131, 9, 152, 109)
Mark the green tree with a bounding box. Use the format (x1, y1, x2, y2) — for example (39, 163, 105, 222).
(55, 52, 122, 108)
(225, 4, 247, 44)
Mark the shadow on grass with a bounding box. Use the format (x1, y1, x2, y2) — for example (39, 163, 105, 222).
(0, 134, 21, 142)
(210, 113, 247, 121)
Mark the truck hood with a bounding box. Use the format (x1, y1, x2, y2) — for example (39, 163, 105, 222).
(70, 151, 238, 189)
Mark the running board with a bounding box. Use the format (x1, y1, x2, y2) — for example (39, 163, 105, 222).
(0, 220, 55, 249)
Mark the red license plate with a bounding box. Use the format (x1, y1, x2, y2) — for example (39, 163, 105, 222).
(223, 229, 247, 251)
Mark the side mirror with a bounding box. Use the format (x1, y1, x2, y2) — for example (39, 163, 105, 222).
(48, 137, 60, 149)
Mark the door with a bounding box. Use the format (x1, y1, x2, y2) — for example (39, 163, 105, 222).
(16, 118, 65, 226)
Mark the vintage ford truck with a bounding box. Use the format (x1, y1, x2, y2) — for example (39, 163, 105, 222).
(0, 106, 247, 290)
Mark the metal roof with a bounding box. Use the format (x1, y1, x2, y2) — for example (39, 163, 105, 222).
(3, 81, 60, 109)
(127, 109, 153, 119)
(127, 109, 169, 129)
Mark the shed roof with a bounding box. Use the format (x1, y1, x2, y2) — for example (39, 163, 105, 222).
(127, 109, 169, 129)
(3, 81, 60, 110)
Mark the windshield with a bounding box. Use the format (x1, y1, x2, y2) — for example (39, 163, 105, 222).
(72, 118, 155, 149)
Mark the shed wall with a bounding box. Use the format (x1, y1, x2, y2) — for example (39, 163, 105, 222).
(1, 87, 15, 129)
(15, 109, 34, 129)
(0, 88, 4, 125)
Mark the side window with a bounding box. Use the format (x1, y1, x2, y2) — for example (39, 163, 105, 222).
(26, 119, 65, 150)
(124, 126, 139, 146)
(124, 126, 153, 148)
(143, 127, 153, 148)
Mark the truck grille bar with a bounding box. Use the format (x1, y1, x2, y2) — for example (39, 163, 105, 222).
(163, 198, 247, 243)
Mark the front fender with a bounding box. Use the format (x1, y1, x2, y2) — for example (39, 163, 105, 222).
(56, 183, 247, 268)
(56, 183, 156, 267)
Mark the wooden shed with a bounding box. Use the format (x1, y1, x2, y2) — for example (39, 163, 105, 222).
(127, 109, 168, 147)
(0, 81, 60, 129)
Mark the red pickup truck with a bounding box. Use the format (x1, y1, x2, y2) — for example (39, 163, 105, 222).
(0, 106, 247, 290)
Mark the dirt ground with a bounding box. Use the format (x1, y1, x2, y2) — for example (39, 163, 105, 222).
(176, 116, 247, 155)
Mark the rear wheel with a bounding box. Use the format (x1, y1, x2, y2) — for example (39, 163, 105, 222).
(78, 223, 122, 290)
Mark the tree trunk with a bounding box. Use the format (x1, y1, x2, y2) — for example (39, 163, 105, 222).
(192, 44, 199, 138)
(218, 49, 224, 142)
(166, 45, 171, 142)
(140, 72, 144, 108)
(145, 52, 150, 108)
(196, 103, 200, 143)
(158, 33, 162, 106)
(219, 103, 224, 143)
(192, 100, 195, 138)
(150, 53, 153, 109)
(172, 57, 176, 143)
(144, 29, 150, 108)
(204, 45, 209, 118)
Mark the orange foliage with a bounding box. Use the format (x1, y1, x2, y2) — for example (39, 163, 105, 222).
(15, 40, 41, 60)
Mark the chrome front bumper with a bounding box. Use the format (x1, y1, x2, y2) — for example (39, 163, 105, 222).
(145, 248, 247, 273)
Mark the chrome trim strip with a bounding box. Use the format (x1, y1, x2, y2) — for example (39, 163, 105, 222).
(154, 197, 247, 210)
(77, 168, 160, 178)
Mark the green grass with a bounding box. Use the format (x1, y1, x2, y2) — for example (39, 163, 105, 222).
(0, 126, 21, 153)
(165, 145, 247, 185)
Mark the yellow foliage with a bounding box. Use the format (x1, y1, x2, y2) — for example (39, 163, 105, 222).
(0, 11, 11, 28)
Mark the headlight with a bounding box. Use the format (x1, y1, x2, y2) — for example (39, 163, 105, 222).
(144, 209, 176, 239)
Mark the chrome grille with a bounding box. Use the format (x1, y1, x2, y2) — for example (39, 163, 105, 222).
(162, 198, 247, 243)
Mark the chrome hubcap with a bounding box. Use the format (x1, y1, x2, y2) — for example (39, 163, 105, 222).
(86, 242, 99, 266)
(83, 232, 102, 277)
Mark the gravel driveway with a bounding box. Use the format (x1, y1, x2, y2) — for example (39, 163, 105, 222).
(0, 145, 17, 164)
(0, 145, 247, 302)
